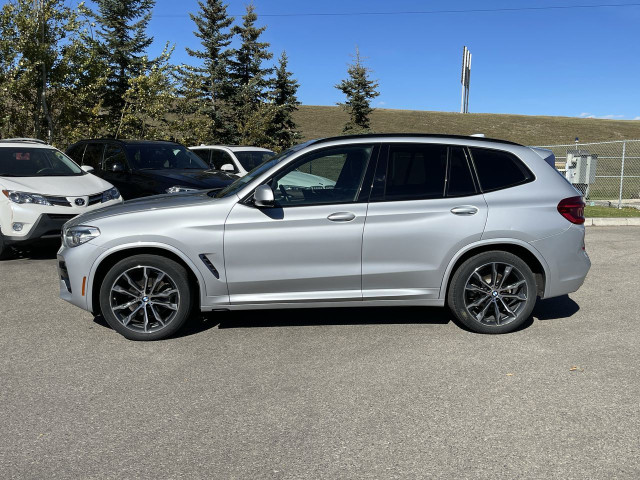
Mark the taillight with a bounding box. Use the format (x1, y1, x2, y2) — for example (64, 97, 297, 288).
(557, 196, 585, 225)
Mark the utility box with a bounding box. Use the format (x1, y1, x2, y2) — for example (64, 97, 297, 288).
(565, 149, 597, 197)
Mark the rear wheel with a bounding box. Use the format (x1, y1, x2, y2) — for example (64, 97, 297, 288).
(99, 254, 193, 341)
(447, 251, 537, 334)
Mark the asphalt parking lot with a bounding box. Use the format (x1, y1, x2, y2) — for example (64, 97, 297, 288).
(1, 227, 639, 479)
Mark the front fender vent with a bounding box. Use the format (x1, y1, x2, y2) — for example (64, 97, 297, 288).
(199, 254, 220, 279)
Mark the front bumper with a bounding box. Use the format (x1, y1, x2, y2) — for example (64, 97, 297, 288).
(4, 213, 77, 244)
(57, 242, 105, 313)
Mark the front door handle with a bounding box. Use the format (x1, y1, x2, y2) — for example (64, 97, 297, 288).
(450, 206, 479, 216)
(327, 212, 356, 222)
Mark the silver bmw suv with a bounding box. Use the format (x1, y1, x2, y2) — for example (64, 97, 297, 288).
(58, 134, 590, 340)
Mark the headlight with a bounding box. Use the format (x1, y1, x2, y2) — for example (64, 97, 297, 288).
(166, 186, 200, 194)
(2, 190, 52, 206)
(102, 187, 120, 202)
(63, 225, 100, 248)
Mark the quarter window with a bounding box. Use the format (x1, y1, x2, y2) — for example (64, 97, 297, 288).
(470, 147, 533, 192)
(270, 145, 373, 207)
(383, 144, 448, 201)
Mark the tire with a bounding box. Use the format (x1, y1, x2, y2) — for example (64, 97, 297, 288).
(99, 254, 193, 341)
(447, 251, 537, 334)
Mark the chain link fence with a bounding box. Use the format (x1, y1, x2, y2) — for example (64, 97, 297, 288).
(534, 140, 640, 207)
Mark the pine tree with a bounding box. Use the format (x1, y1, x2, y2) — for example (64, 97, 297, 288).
(94, 0, 155, 128)
(267, 51, 301, 151)
(178, 0, 235, 143)
(335, 47, 380, 133)
(228, 3, 273, 141)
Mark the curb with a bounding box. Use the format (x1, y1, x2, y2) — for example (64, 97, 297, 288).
(585, 218, 640, 226)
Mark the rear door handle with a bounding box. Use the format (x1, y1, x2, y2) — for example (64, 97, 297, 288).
(450, 206, 479, 216)
(327, 212, 356, 222)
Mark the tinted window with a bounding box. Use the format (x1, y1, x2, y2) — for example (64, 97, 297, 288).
(235, 151, 275, 171)
(66, 144, 85, 163)
(83, 143, 105, 169)
(126, 144, 209, 170)
(211, 150, 236, 171)
(384, 144, 447, 201)
(104, 144, 127, 171)
(447, 147, 476, 197)
(192, 149, 211, 163)
(470, 147, 533, 192)
(270, 145, 372, 207)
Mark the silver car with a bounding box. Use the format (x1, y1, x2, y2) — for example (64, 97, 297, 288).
(58, 134, 590, 340)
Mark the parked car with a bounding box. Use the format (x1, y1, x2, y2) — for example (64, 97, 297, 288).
(66, 139, 238, 200)
(190, 145, 275, 176)
(0, 138, 122, 258)
(58, 134, 590, 340)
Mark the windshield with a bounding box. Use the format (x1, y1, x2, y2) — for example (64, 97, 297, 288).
(234, 150, 275, 171)
(212, 145, 307, 198)
(126, 144, 210, 170)
(0, 147, 83, 177)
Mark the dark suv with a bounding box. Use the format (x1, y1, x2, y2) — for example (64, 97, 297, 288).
(65, 140, 238, 200)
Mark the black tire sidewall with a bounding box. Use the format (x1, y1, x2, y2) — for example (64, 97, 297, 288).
(448, 251, 537, 334)
(99, 254, 193, 341)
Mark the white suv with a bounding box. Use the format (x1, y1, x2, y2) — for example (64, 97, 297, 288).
(190, 145, 275, 176)
(0, 138, 123, 258)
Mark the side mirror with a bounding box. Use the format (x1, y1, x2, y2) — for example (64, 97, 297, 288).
(81, 165, 94, 173)
(254, 184, 274, 208)
(111, 162, 124, 173)
(220, 163, 234, 172)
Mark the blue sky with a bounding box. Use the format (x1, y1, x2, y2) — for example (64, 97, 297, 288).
(74, 1, 640, 118)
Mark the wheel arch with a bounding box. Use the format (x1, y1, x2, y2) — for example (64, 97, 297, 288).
(89, 244, 204, 315)
(440, 239, 549, 300)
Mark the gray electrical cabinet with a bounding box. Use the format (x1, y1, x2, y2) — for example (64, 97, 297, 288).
(565, 149, 598, 197)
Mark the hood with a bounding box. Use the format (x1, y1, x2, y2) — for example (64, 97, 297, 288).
(141, 168, 238, 187)
(66, 190, 218, 227)
(0, 173, 113, 195)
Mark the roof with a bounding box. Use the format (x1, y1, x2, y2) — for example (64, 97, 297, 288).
(308, 133, 523, 147)
(191, 145, 274, 152)
(0, 138, 52, 148)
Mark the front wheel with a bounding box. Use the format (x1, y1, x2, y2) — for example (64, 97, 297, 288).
(447, 251, 537, 334)
(99, 254, 193, 341)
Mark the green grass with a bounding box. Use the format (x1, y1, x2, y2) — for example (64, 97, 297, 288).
(293, 105, 640, 146)
(584, 206, 640, 217)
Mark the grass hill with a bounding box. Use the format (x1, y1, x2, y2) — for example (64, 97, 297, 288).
(293, 105, 640, 146)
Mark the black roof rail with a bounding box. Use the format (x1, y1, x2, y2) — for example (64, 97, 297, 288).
(308, 133, 523, 147)
(0, 137, 48, 144)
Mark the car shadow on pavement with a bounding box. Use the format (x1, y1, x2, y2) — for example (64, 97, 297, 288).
(5, 241, 59, 260)
(532, 295, 580, 321)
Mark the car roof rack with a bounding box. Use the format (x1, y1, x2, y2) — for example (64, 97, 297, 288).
(0, 137, 48, 144)
(309, 133, 522, 147)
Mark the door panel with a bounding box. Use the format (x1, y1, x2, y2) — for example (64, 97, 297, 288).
(224, 202, 368, 304)
(362, 195, 487, 299)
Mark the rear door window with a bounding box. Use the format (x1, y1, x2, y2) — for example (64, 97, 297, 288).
(446, 147, 477, 197)
(470, 147, 534, 192)
(382, 144, 448, 201)
(82, 143, 105, 169)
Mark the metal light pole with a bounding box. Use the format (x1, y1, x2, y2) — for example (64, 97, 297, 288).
(460, 46, 472, 113)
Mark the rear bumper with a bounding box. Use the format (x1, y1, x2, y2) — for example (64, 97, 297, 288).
(4, 214, 76, 244)
(531, 224, 591, 299)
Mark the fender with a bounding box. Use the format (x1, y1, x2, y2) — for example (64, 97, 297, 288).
(86, 241, 210, 313)
(438, 238, 551, 299)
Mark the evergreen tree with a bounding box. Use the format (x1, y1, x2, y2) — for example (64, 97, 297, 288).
(335, 47, 380, 133)
(178, 0, 235, 143)
(0, 0, 106, 144)
(267, 51, 301, 151)
(94, 0, 155, 127)
(228, 3, 273, 140)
